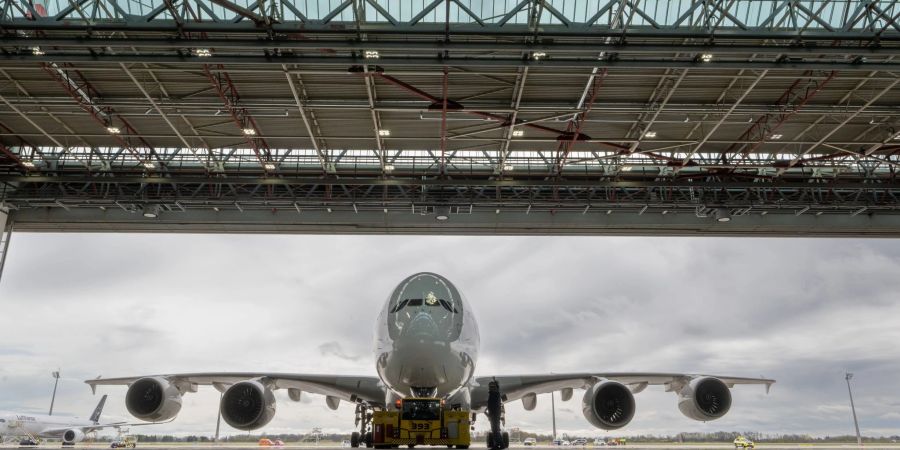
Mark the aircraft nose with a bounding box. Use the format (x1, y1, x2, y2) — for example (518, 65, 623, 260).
(405, 311, 440, 338)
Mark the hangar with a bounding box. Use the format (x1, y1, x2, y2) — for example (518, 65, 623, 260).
(0, 0, 900, 265)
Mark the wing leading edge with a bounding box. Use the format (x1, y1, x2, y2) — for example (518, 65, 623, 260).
(470, 372, 774, 410)
(86, 373, 386, 407)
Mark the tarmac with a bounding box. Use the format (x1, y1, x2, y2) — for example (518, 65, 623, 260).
(4, 445, 900, 450)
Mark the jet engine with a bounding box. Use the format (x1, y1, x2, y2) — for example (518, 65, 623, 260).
(581, 380, 635, 430)
(221, 380, 276, 430)
(677, 377, 732, 421)
(63, 429, 85, 443)
(125, 377, 183, 422)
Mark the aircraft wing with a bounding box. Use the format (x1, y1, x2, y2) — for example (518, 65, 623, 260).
(86, 373, 386, 407)
(469, 373, 774, 410)
(40, 421, 151, 436)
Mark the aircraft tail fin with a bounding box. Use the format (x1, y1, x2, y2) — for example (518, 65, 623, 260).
(89, 394, 107, 423)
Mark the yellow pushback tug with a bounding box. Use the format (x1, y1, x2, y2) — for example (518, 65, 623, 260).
(371, 398, 471, 449)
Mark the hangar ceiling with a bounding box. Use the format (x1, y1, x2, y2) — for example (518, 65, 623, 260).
(1, 0, 900, 236)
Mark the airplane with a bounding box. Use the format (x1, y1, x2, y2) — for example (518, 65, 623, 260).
(85, 272, 774, 449)
(0, 395, 121, 445)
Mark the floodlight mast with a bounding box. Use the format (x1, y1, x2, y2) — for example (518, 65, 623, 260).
(845, 373, 862, 448)
(49, 370, 60, 415)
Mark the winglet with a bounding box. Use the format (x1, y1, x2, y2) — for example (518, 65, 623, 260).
(764, 377, 773, 394)
(87, 375, 101, 395)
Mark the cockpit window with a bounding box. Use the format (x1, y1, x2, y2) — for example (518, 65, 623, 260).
(391, 298, 458, 313)
(439, 299, 458, 313)
(389, 299, 409, 313)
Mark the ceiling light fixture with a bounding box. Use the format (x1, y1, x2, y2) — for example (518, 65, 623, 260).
(503, 164, 514, 171)
(263, 162, 276, 170)
(512, 130, 524, 137)
(532, 52, 547, 60)
(21, 160, 36, 168)
(701, 53, 713, 62)
(193, 48, 212, 57)
(383, 164, 395, 172)
(715, 207, 732, 222)
(142, 162, 156, 169)
(643, 131, 657, 138)
(142, 204, 161, 218)
(435, 205, 451, 221)
(378, 129, 391, 137)
(364, 50, 380, 59)
(31, 47, 45, 56)
(242, 127, 257, 136)
(770, 134, 783, 140)
(106, 126, 121, 134)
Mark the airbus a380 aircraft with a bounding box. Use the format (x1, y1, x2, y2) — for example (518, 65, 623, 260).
(87, 273, 774, 448)
(0, 395, 120, 444)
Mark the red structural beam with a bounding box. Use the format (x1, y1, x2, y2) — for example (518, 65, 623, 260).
(720, 70, 838, 164)
(203, 64, 272, 167)
(42, 63, 159, 166)
(367, 72, 589, 140)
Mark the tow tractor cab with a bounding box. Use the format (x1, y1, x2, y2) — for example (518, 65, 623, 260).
(372, 398, 471, 449)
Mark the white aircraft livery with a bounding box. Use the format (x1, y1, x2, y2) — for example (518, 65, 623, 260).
(0, 395, 121, 444)
(87, 273, 774, 448)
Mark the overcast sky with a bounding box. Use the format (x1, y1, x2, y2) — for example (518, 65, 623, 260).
(1, 234, 898, 439)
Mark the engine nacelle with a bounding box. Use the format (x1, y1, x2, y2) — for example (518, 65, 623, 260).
(677, 377, 732, 421)
(63, 429, 85, 443)
(125, 377, 183, 422)
(221, 380, 276, 431)
(581, 380, 636, 430)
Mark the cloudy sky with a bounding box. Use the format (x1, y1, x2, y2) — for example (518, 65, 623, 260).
(1, 234, 899, 439)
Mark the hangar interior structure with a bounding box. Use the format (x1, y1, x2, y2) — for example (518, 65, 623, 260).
(1, 0, 900, 268)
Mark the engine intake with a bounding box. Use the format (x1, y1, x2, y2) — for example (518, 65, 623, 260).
(677, 377, 732, 421)
(221, 380, 276, 430)
(125, 377, 183, 422)
(63, 429, 85, 443)
(581, 380, 635, 430)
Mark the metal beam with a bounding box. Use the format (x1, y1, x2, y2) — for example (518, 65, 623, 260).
(3, 53, 900, 72)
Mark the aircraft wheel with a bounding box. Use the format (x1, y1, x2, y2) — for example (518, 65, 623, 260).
(486, 433, 494, 449)
(502, 432, 509, 449)
(352, 432, 361, 448)
(365, 432, 373, 448)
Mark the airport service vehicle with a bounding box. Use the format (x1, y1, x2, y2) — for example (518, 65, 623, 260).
(593, 439, 606, 446)
(258, 438, 284, 446)
(368, 398, 470, 448)
(85, 273, 775, 450)
(733, 436, 755, 449)
(110, 436, 137, 448)
(524, 438, 537, 446)
(0, 395, 133, 445)
(572, 438, 588, 446)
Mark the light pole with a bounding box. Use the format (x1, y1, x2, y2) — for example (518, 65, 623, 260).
(550, 392, 557, 441)
(845, 373, 862, 448)
(49, 371, 60, 416)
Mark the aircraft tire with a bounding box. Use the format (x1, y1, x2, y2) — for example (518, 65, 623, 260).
(365, 432, 374, 448)
(502, 432, 509, 449)
(486, 433, 494, 449)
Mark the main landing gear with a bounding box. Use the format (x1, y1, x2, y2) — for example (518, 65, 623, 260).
(352, 403, 375, 448)
(485, 380, 509, 450)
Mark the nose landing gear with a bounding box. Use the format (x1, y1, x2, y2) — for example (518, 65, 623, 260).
(485, 380, 509, 450)
(352, 403, 374, 448)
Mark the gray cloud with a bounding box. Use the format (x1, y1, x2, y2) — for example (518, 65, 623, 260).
(1, 235, 898, 438)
